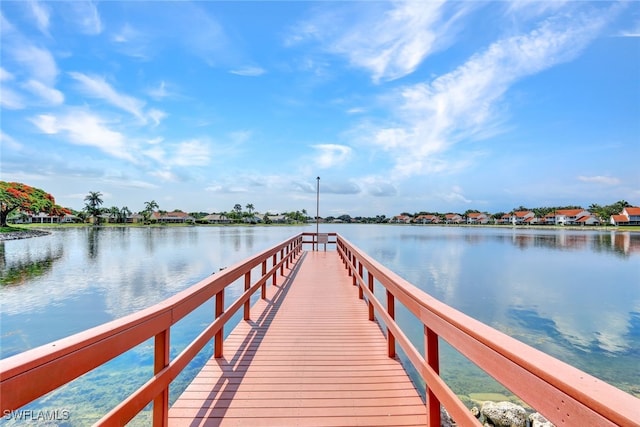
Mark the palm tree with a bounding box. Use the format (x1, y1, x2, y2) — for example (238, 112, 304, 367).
(119, 206, 131, 223)
(246, 203, 254, 215)
(142, 200, 159, 224)
(108, 206, 120, 223)
(84, 191, 103, 224)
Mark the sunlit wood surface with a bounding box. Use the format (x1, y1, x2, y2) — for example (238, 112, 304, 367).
(169, 251, 426, 426)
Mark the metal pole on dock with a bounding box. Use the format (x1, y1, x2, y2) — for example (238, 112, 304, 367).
(316, 176, 320, 251)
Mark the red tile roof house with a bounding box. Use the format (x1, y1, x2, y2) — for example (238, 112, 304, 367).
(157, 211, 196, 223)
(576, 215, 601, 226)
(392, 215, 412, 224)
(545, 209, 591, 226)
(499, 214, 511, 225)
(510, 211, 535, 225)
(414, 214, 439, 224)
(466, 212, 489, 224)
(444, 213, 463, 224)
(610, 207, 640, 226)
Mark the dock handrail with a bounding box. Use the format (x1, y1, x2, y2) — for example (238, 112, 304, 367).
(336, 234, 640, 426)
(0, 234, 303, 426)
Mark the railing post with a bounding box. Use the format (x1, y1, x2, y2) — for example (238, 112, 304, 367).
(368, 272, 374, 321)
(425, 326, 441, 426)
(387, 290, 395, 358)
(285, 244, 290, 269)
(272, 254, 277, 286)
(214, 290, 224, 358)
(244, 271, 251, 320)
(153, 329, 169, 426)
(358, 262, 363, 299)
(261, 260, 267, 298)
(280, 248, 285, 275)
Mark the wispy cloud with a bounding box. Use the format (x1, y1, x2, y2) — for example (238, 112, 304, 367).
(30, 110, 134, 162)
(27, 0, 51, 36)
(578, 175, 621, 185)
(288, 1, 468, 83)
(10, 43, 59, 86)
(23, 79, 64, 105)
(0, 68, 24, 109)
(173, 139, 211, 167)
(312, 144, 352, 168)
(363, 6, 616, 178)
(67, 0, 102, 35)
(230, 66, 266, 77)
(0, 13, 62, 109)
(68, 72, 165, 126)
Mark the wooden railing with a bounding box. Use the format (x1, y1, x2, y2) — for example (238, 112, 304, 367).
(3, 231, 638, 426)
(0, 234, 304, 426)
(336, 235, 640, 426)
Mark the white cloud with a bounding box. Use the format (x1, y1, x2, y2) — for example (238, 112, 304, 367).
(289, 1, 466, 83)
(441, 186, 472, 204)
(0, 87, 24, 109)
(173, 139, 211, 166)
(312, 144, 352, 168)
(147, 109, 167, 127)
(69, 72, 145, 119)
(148, 81, 170, 100)
(23, 79, 64, 105)
(149, 170, 179, 183)
(229, 66, 266, 77)
(0, 131, 23, 151)
(28, 0, 51, 36)
(11, 43, 58, 86)
(68, 1, 102, 35)
(578, 175, 621, 185)
(364, 7, 614, 178)
(30, 110, 135, 162)
(69, 72, 165, 125)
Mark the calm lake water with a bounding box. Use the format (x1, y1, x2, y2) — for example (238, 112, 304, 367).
(1, 225, 639, 424)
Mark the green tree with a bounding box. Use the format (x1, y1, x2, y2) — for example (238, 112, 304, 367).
(142, 200, 159, 224)
(246, 204, 254, 215)
(0, 181, 70, 227)
(84, 191, 104, 224)
(108, 206, 120, 223)
(119, 206, 132, 223)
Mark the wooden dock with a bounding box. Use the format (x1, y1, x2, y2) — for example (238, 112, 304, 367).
(168, 250, 426, 426)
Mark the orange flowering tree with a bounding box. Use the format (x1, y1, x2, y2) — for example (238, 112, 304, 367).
(0, 181, 70, 227)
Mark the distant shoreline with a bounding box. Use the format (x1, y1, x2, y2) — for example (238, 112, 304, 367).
(1, 222, 638, 241)
(0, 228, 51, 241)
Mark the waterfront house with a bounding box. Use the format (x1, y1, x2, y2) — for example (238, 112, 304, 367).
(392, 215, 412, 224)
(158, 211, 195, 223)
(498, 214, 511, 225)
(610, 207, 640, 226)
(622, 207, 640, 225)
(414, 214, 439, 224)
(444, 213, 463, 224)
(201, 214, 231, 224)
(544, 209, 591, 226)
(466, 212, 489, 224)
(510, 211, 535, 225)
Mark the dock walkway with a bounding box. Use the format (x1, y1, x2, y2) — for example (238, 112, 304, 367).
(168, 250, 426, 426)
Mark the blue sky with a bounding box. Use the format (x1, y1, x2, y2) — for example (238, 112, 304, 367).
(1, 1, 639, 217)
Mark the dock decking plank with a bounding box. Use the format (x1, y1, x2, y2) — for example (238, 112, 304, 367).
(169, 251, 426, 426)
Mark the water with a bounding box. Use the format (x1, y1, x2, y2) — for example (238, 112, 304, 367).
(1, 225, 639, 423)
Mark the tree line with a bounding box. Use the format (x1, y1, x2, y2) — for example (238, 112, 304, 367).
(1, 181, 635, 228)
(399, 201, 633, 223)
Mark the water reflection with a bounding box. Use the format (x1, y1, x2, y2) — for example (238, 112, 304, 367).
(332, 225, 640, 395)
(1, 225, 638, 414)
(0, 241, 64, 286)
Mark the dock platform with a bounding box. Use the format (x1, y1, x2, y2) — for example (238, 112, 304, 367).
(168, 251, 426, 426)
